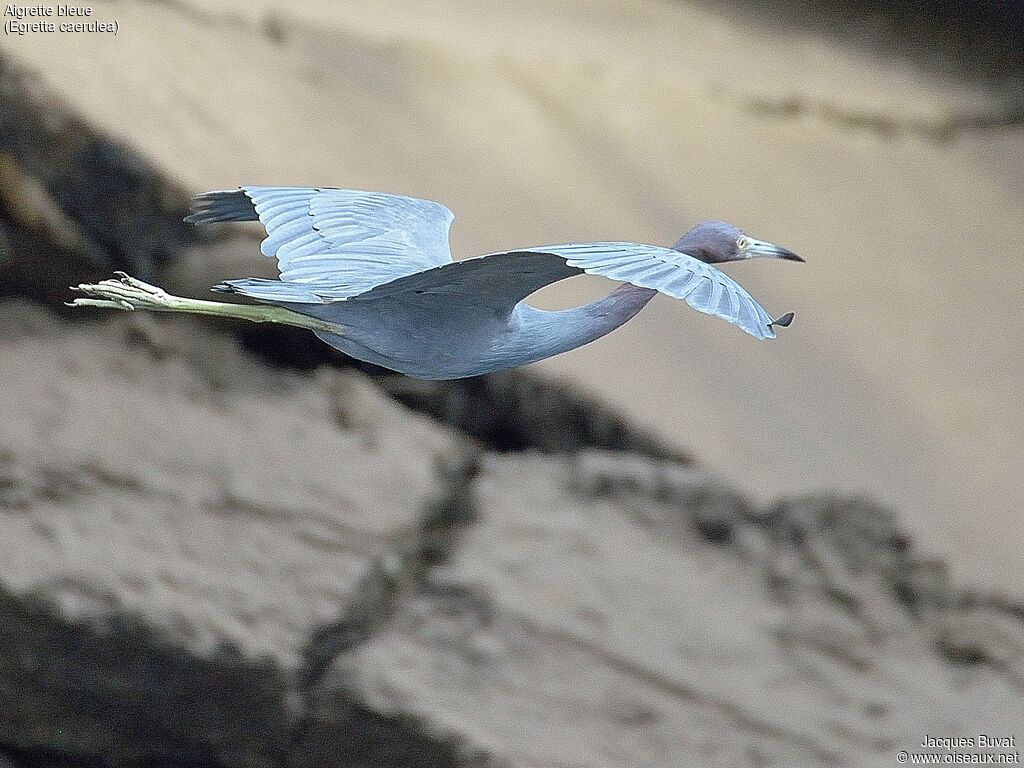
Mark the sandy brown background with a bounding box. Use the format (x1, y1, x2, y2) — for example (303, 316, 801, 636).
(1, 2, 1022, 766)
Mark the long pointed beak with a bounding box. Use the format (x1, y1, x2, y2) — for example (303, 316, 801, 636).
(742, 238, 804, 262)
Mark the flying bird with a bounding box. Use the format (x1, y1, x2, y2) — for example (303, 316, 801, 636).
(69, 187, 802, 379)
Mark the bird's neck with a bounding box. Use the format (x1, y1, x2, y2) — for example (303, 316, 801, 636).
(508, 283, 657, 365)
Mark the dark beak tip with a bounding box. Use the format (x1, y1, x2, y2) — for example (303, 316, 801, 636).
(782, 250, 805, 262)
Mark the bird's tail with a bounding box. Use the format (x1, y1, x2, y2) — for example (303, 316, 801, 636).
(212, 278, 325, 304)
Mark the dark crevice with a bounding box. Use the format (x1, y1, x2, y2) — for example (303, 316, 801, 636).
(285, 452, 486, 768)
(0, 742, 227, 768)
(293, 451, 482, 693)
(695, 0, 1024, 88)
(0, 587, 291, 768)
(295, 550, 408, 695)
(740, 93, 1024, 142)
(935, 639, 990, 667)
(0, 56, 201, 304)
(286, 699, 490, 768)
(696, 0, 1024, 142)
(235, 323, 690, 461)
(379, 371, 687, 459)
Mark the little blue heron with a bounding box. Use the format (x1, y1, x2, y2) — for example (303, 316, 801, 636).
(69, 187, 802, 379)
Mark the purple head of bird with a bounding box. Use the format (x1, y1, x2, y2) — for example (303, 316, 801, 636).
(671, 220, 803, 265)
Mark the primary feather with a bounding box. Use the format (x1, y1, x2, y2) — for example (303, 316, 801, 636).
(188, 186, 454, 298)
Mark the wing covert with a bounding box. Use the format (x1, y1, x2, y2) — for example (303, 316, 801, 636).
(350, 242, 786, 339)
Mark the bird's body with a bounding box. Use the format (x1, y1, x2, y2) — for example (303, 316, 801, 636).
(70, 186, 801, 379)
(296, 282, 657, 379)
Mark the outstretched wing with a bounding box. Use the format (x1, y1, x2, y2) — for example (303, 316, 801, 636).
(186, 187, 455, 298)
(350, 242, 788, 339)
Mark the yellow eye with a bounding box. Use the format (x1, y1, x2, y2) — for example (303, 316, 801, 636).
(737, 236, 750, 250)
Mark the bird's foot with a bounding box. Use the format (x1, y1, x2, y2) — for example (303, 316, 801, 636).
(68, 272, 177, 312)
(67, 272, 346, 334)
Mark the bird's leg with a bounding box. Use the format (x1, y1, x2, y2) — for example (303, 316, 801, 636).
(67, 272, 343, 334)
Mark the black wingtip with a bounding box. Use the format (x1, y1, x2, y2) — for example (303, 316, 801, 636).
(769, 311, 795, 329)
(184, 188, 257, 225)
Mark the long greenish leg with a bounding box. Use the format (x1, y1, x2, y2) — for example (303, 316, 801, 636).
(67, 272, 344, 335)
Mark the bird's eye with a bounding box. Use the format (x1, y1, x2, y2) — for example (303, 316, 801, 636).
(737, 236, 750, 250)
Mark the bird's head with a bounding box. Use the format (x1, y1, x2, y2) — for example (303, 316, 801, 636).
(671, 220, 803, 265)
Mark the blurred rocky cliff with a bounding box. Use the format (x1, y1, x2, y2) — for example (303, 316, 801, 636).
(1, 2, 1023, 767)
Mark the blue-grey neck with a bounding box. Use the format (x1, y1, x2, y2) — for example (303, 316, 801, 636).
(498, 283, 658, 369)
